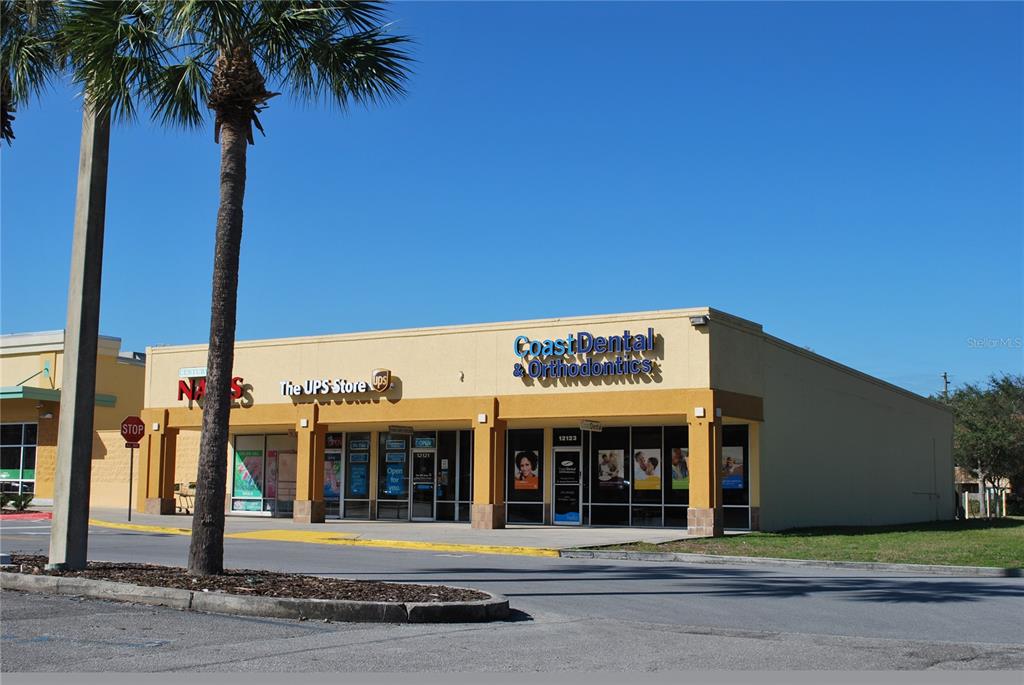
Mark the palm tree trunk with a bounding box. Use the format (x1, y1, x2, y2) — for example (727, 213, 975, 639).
(187, 118, 248, 576)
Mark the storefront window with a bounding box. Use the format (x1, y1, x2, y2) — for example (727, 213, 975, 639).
(507, 429, 543, 524)
(457, 430, 473, 521)
(231, 435, 266, 512)
(590, 427, 629, 525)
(629, 427, 662, 526)
(267, 435, 297, 515)
(722, 424, 750, 530)
(377, 433, 408, 520)
(591, 427, 629, 504)
(630, 427, 662, 503)
(324, 432, 344, 517)
(664, 425, 688, 527)
(0, 423, 36, 494)
(436, 431, 456, 521)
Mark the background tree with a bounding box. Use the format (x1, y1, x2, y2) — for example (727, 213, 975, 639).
(64, 0, 411, 575)
(1, 0, 63, 144)
(942, 373, 1024, 516)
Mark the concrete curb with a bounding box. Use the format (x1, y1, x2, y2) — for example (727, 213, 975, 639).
(0, 572, 510, 623)
(559, 550, 1023, 577)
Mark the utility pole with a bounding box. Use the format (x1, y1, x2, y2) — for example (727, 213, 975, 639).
(941, 372, 950, 399)
(47, 104, 111, 571)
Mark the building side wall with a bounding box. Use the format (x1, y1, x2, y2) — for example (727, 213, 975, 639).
(752, 339, 954, 530)
(1, 341, 145, 505)
(88, 430, 136, 507)
(0, 351, 60, 389)
(94, 356, 146, 430)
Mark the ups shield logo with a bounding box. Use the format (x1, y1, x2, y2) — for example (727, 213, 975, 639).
(371, 368, 392, 393)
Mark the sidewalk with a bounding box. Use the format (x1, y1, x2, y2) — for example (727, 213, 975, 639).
(84, 507, 693, 556)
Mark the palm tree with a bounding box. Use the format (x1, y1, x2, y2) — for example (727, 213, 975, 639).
(1, 0, 64, 144)
(63, 1, 411, 575)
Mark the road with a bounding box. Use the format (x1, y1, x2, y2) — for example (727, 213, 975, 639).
(2, 519, 1023, 671)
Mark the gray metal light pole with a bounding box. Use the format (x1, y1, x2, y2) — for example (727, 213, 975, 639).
(47, 104, 111, 571)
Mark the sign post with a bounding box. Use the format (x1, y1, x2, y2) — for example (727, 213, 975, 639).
(120, 416, 144, 521)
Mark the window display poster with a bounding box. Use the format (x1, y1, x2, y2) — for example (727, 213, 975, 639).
(670, 447, 689, 490)
(632, 449, 661, 490)
(233, 449, 263, 499)
(596, 450, 625, 487)
(324, 453, 342, 499)
(348, 462, 369, 498)
(384, 462, 406, 496)
(512, 450, 539, 490)
(722, 446, 745, 489)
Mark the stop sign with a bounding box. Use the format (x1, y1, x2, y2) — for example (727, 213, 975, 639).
(121, 416, 145, 447)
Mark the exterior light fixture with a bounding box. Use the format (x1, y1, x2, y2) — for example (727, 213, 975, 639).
(689, 315, 710, 326)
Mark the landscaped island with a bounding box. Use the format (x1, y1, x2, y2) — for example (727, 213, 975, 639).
(593, 518, 1024, 569)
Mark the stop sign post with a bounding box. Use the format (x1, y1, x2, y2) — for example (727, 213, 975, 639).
(121, 416, 144, 521)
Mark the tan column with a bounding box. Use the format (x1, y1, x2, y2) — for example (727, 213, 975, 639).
(471, 398, 506, 529)
(293, 405, 325, 523)
(686, 395, 723, 537)
(142, 410, 174, 515)
(160, 429, 177, 501)
(135, 431, 153, 512)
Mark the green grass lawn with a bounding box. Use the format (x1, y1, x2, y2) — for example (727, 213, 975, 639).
(598, 517, 1024, 568)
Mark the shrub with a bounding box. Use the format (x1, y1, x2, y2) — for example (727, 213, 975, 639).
(10, 494, 33, 511)
(1007, 493, 1024, 517)
(0, 493, 11, 510)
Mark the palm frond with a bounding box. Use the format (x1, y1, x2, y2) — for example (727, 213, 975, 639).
(147, 56, 209, 128)
(60, 0, 411, 139)
(63, 0, 170, 121)
(1, 0, 64, 141)
(281, 28, 410, 108)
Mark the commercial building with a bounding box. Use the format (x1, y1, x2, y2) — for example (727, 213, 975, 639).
(135, 308, 954, 534)
(1, 330, 145, 505)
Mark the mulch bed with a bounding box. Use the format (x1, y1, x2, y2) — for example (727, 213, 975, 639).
(5, 554, 487, 603)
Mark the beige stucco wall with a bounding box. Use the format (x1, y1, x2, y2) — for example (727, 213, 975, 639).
(709, 316, 954, 530)
(1, 332, 145, 506)
(145, 309, 712, 409)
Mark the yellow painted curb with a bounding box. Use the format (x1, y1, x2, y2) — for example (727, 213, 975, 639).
(88, 519, 191, 536)
(226, 530, 361, 543)
(228, 530, 560, 558)
(87, 519, 559, 558)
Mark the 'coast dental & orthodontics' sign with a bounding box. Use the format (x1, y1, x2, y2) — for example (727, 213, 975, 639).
(512, 328, 657, 380)
(280, 368, 392, 397)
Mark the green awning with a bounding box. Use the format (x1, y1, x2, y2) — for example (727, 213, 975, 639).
(0, 386, 117, 407)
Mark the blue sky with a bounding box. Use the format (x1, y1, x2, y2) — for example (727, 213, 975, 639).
(2, 2, 1021, 397)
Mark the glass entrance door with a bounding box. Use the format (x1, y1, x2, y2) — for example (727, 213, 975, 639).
(411, 450, 436, 520)
(553, 448, 582, 525)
